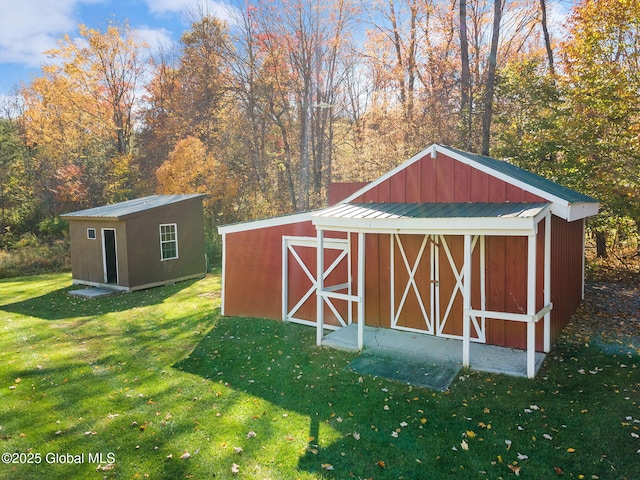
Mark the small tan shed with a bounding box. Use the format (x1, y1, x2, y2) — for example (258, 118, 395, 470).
(61, 194, 206, 292)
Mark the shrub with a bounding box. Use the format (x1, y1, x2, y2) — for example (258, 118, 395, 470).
(0, 240, 70, 278)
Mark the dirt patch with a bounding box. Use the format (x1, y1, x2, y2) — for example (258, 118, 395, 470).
(561, 278, 640, 355)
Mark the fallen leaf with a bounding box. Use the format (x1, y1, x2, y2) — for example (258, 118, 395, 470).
(461, 440, 469, 451)
(376, 460, 386, 468)
(231, 463, 240, 474)
(543, 434, 553, 440)
(508, 464, 521, 476)
(246, 431, 257, 439)
(234, 446, 243, 454)
(566, 448, 576, 453)
(180, 452, 190, 459)
(96, 463, 115, 472)
(517, 453, 528, 460)
(466, 430, 476, 438)
(554, 466, 564, 475)
(352, 432, 360, 440)
(505, 439, 512, 450)
(321, 463, 334, 471)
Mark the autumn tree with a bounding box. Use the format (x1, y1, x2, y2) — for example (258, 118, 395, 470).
(20, 22, 147, 211)
(0, 119, 29, 235)
(226, 0, 358, 213)
(560, 0, 640, 256)
(156, 136, 238, 225)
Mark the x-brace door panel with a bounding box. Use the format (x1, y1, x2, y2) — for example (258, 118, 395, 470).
(390, 234, 436, 334)
(437, 234, 485, 342)
(283, 236, 350, 329)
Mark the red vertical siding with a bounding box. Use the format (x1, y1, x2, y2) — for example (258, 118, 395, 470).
(224, 220, 317, 319)
(421, 154, 437, 201)
(453, 162, 471, 202)
(469, 170, 490, 202)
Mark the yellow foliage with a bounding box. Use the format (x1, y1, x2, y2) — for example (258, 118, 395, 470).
(156, 136, 238, 207)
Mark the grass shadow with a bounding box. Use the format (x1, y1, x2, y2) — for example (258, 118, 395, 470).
(174, 315, 640, 479)
(0, 279, 198, 321)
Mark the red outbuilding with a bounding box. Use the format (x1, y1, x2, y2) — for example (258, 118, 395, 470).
(218, 144, 599, 377)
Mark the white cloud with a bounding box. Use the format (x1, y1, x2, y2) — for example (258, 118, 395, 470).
(144, 0, 239, 25)
(135, 26, 174, 52)
(0, 0, 103, 66)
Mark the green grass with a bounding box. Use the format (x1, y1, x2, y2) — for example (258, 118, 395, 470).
(0, 273, 638, 479)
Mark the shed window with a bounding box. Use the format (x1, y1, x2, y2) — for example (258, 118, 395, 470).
(87, 228, 96, 240)
(160, 224, 178, 260)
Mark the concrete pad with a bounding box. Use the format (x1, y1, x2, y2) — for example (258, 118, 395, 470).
(323, 325, 546, 388)
(347, 353, 460, 392)
(68, 288, 118, 299)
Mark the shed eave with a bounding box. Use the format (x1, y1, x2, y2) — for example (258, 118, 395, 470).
(312, 215, 541, 237)
(217, 211, 314, 234)
(567, 201, 600, 222)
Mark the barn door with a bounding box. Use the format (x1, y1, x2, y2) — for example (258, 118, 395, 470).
(390, 233, 485, 343)
(282, 236, 350, 329)
(436, 235, 485, 343)
(390, 233, 437, 334)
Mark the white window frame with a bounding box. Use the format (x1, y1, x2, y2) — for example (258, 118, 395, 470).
(159, 223, 179, 261)
(87, 228, 96, 240)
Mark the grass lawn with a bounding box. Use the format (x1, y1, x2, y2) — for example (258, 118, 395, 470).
(0, 273, 638, 479)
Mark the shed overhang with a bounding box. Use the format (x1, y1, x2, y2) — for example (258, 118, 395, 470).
(312, 202, 551, 236)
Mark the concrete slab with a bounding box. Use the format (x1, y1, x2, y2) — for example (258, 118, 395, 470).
(324, 325, 546, 389)
(68, 287, 119, 299)
(347, 353, 460, 392)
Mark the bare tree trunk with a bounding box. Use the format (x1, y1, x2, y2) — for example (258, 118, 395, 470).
(595, 230, 608, 259)
(539, 0, 555, 76)
(481, 0, 503, 156)
(459, 0, 472, 151)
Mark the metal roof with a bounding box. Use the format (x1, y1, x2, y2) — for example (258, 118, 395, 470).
(312, 202, 551, 236)
(61, 194, 205, 220)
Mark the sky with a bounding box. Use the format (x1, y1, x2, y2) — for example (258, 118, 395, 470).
(0, 0, 575, 99)
(0, 0, 240, 96)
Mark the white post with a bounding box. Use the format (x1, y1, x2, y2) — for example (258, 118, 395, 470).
(221, 233, 226, 316)
(390, 233, 395, 327)
(581, 218, 586, 300)
(347, 232, 353, 326)
(282, 238, 288, 321)
(480, 235, 486, 340)
(357, 231, 366, 351)
(463, 234, 472, 368)
(544, 213, 552, 353)
(316, 229, 325, 347)
(527, 233, 537, 378)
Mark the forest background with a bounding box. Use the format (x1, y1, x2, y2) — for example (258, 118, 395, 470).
(0, 0, 638, 274)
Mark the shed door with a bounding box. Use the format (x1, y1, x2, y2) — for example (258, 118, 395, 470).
(102, 229, 118, 284)
(391, 234, 485, 342)
(283, 236, 350, 329)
